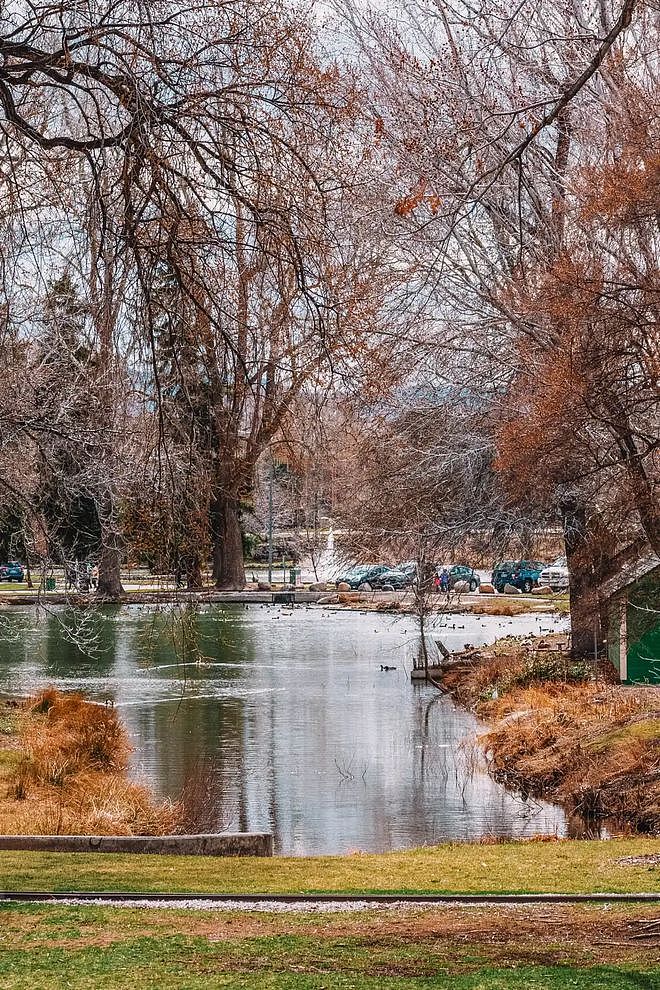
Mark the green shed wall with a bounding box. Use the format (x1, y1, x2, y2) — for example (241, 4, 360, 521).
(625, 568, 660, 684)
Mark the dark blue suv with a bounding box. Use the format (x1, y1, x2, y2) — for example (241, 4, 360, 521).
(492, 560, 543, 594)
(0, 562, 25, 582)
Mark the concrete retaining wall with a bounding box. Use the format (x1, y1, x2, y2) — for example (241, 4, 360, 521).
(0, 591, 329, 606)
(0, 833, 273, 857)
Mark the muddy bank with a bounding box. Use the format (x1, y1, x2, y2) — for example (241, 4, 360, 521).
(0, 692, 180, 836)
(317, 591, 563, 617)
(440, 635, 660, 834)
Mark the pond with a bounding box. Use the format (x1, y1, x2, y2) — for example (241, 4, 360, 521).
(0, 603, 577, 855)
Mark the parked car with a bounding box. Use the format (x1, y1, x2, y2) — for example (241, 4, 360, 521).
(371, 563, 417, 590)
(334, 564, 391, 590)
(397, 561, 419, 581)
(0, 562, 24, 582)
(491, 561, 514, 590)
(438, 564, 480, 592)
(491, 560, 544, 594)
(538, 556, 569, 592)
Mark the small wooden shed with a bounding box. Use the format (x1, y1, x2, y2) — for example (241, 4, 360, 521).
(602, 555, 660, 684)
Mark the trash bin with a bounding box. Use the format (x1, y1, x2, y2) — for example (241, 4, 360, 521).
(45, 577, 56, 591)
(289, 567, 302, 587)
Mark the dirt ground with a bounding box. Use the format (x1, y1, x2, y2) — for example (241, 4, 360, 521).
(3, 901, 660, 968)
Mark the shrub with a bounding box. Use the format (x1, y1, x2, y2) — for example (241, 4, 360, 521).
(30, 688, 59, 714)
(3, 688, 182, 836)
(26, 691, 129, 773)
(506, 652, 593, 688)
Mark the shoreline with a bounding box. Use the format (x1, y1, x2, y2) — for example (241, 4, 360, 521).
(437, 634, 660, 835)
(0, 586, 566, 617)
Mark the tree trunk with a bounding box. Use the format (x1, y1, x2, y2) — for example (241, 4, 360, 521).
(211, 494, 245, 590)
(519, 522, 534, 560)
(560, 495, 596, 658)
(186, 554, 203, 590)
(610, 407, 660, 556)
(97, 497, 124, 600)
(624, 450, 660, 556)
(97, 541, 124, 599)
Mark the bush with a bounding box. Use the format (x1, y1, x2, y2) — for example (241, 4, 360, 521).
(30, 687, 59, 714)
(27, 690, 129, 772)
(507, 652, 593, 688)
(242, 531, 261, 560)
(3, 688, 182, 836)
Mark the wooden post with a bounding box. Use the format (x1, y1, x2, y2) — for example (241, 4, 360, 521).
(620, 596, 628, 682)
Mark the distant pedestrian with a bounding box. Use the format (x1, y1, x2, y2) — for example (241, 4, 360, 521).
(440, 568, 449, 593)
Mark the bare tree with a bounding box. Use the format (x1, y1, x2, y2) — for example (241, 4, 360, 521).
(0, 2, 399, 590)
(334, 0, 658, 654)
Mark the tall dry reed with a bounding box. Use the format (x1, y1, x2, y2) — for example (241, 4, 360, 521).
(2, 689, 181, 836)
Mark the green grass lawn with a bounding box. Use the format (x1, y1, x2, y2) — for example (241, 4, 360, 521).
(0, 900, 657, 990)
(1, 837, 658, 895)
(2, 841, 658, 988)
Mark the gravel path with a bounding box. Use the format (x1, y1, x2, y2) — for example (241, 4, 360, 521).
(48, 897, 434, 913)
(21, 893, 657, 912)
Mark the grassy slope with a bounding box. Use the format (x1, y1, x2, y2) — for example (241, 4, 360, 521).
(1, 838, 659, 895)
(0, 901, 658, 990)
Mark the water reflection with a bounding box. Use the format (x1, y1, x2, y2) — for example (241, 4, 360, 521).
(0, 604, 575, 854)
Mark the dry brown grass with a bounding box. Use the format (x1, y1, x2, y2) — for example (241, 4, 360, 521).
(470, 601, 540, 616)
(443, 638, 660, 832)
(0, 690, 181, 836)
(441, 644, 527, 706)
(23, 689, 131, 777)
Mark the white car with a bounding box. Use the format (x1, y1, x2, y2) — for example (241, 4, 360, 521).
(538, 556, 569, 591)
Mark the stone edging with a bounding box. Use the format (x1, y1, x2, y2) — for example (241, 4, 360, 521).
(0, 833, 273, 857)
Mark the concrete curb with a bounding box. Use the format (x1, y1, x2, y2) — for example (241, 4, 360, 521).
(0, 833, 273, 857)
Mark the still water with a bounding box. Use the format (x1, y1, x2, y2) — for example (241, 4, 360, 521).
(0, 603, 572, 854)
